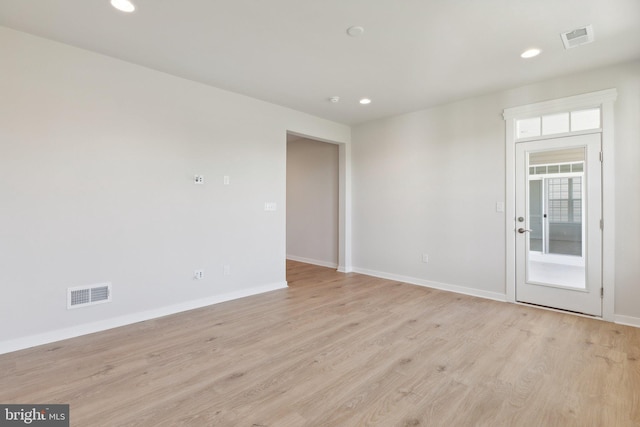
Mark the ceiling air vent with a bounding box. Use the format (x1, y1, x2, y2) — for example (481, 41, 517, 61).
(68, 283, 112, 309)
(561, 25, 594, 49)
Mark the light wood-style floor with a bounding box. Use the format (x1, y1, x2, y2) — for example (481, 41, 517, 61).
(1, 261, 639, 426)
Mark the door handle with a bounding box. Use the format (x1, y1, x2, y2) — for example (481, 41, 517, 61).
(518, 228, 532, 234)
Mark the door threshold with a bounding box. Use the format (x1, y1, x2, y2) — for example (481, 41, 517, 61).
(515, 301, 602, 320)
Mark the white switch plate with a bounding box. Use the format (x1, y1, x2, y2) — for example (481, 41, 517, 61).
(421, 253, 429, 263)
(223, 265, 231, 276)
(264, 202, 277, 211)
(194, 269, 204, 280)
(194, 175, 204, 184)
(223, 175, 230, 185)
(496, 202, 505, 213)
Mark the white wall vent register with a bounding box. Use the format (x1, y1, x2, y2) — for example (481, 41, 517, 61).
(67, 283, 112, 309)
(561, 25, 594, 49)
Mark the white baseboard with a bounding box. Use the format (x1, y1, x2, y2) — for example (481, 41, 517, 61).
(614, 314, 640, 328)
(286, 255, 338, 269)
(0, 281, 287, 355)
(352, 267, 507, 302)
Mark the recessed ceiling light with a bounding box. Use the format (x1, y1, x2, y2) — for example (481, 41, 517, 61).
(521, 48, 541, 59)
(329, 96, 340, 103)
(347, 26, 365, 37)
(111, 0, 135, 13)
(359, 98, 372, 105)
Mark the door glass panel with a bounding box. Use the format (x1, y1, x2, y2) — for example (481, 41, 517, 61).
(547, 177, 582, 256)
(527, 148, 586, 289)
(529, 180, 543, 252)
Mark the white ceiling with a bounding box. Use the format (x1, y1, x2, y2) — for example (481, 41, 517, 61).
(1, 0, 639, 125)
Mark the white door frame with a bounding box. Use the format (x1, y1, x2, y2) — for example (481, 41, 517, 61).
(503, 89, 617, 321)
(286, 130, 352, 272)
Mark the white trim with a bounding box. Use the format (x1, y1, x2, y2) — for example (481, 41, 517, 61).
(338, 142, 352, 272)
(286, 255, 338, 269)
(0, 281, 287, 355)
(600, 97, 616, 322)
(504, 88, 617, 322)
(352, 267, 507, 302)
(505, 117, 517, 303)
(614, 315, 640, 329)
(515, 128, 602, 144)
(503, 89, 618, 120)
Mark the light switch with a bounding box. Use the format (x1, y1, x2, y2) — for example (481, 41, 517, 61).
(496, 202, 505, 212)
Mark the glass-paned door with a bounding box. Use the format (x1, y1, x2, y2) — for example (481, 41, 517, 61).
(515, 133, 602, 316)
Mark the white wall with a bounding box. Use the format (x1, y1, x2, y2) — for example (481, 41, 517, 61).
(352, 98, 508, 299)
(0, 27, 350, 352)
(352, 61, 640, 319)
(286, 137, 339, 267)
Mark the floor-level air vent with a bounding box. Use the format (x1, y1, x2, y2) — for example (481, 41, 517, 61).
(561, 25, 594, 49)
(67, 283, 112, 309)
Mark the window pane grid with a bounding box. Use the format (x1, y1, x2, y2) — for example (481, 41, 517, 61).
(547, 177, 582, 223)
(529, 162, 584, 175)
(516, 107, 600, 140)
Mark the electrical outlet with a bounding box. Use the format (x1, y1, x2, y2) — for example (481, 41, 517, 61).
(194, 175, 204, 184)
(194, 269, 204, 280)
(264, 202, 277, 211)
(421, 253, 429, 263)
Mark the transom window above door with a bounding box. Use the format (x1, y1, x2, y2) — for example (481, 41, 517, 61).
(529, 162, 583, 175)
(516, 107, 601, 140)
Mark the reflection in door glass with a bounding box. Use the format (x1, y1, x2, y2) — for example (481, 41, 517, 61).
(529, 180, 543, 252)
(527, 148, 586, 289)
(547, 177, 582, 256)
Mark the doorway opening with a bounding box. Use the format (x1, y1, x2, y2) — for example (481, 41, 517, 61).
(286, 133, 344, 272)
